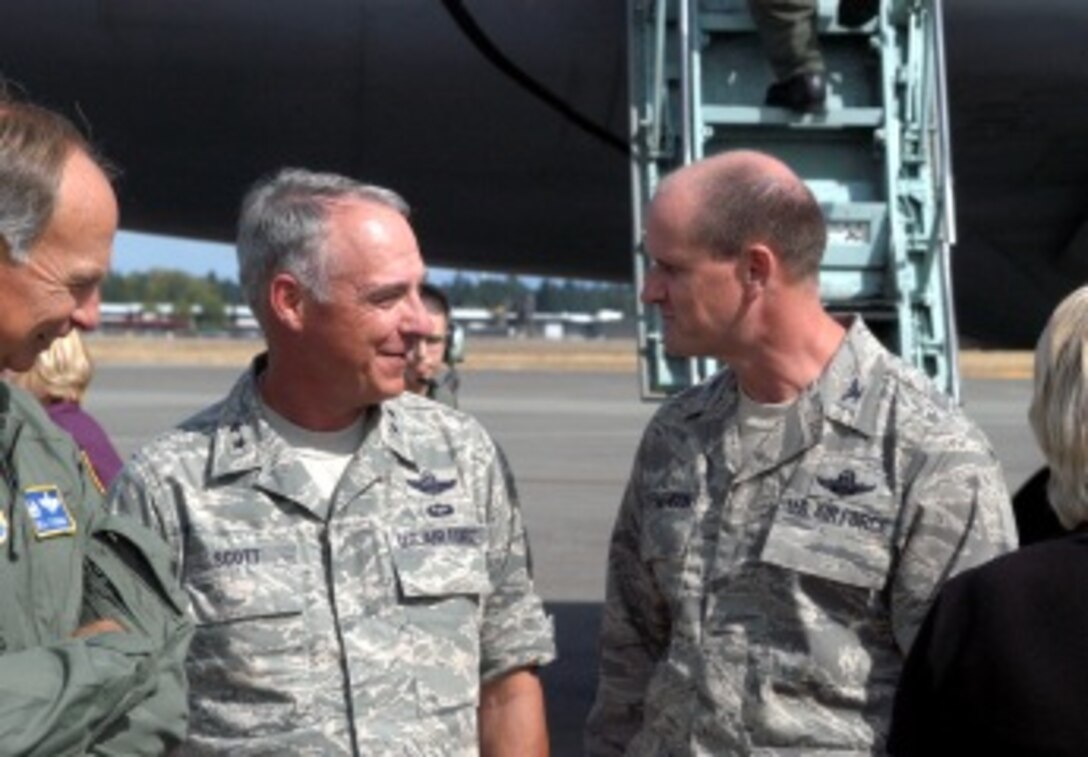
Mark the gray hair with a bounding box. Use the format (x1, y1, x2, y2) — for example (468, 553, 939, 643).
(680, 151, 827, 280)
(0, 98, 100, 263)
(236, 168, 410, 323)
(1028, 285, 1088, 529)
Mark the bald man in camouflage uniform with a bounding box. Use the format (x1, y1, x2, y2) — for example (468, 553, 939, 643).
(585, 150, 1016, 755)
(109, 169, 555, 755)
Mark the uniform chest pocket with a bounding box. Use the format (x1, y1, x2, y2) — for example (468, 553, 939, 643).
(183, 529, 316, 739)
(760, 457, 896, 590)
(184, 530, 304, 625)
(389, 524, 490, 598)
(639, 491, 700, 602)
(387, 524, 489, 716)
(639, 490, 699, 561)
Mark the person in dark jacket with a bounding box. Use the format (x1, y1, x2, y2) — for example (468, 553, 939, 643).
(889, 284, 1088, 755)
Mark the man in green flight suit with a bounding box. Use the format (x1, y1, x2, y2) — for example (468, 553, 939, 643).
(0, 95, 193, 754)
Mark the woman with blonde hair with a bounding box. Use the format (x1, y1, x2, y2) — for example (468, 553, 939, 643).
(1022, 285, 1088, 535)
(8, 328, 123, 490)
(889, 285, 1088, 755)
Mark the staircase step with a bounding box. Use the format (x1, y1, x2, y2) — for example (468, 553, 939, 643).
(701, 104, 883, 128)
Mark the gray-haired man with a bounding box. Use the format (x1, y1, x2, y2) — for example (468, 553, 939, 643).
(109, 168, 555, 755)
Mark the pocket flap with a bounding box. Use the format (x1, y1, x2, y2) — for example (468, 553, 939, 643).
(389, 525, 490, 597)
(185, 532, 303, 624)
(761, 495, 894, 590)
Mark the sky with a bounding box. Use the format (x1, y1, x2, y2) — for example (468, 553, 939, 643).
(113, 232, 239, 280)
(112, 231, 557, 287)
(113, 230, 463, 284)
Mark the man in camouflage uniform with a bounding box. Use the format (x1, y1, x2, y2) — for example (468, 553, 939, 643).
(0, 97, 192, 754)
(108, 168, 556, 755)
(585, 150, 1016, 754)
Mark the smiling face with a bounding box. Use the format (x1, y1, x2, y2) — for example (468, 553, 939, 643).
(292, 199, 432, 412)
(0, 149, 116, 372)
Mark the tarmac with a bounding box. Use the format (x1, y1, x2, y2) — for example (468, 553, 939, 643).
(86, 360, 1041, 756)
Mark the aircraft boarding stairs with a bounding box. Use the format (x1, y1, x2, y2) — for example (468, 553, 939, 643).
(629, 0, 960, 399)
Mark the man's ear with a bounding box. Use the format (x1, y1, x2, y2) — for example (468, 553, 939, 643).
(268, 272, 305, 331)
(743, 244, 774, 289)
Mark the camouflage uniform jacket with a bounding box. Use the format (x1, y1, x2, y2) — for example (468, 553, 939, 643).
(108, 359, 556, 755)
(0, 383, 192, 756)
(585, 318, 1017, 755)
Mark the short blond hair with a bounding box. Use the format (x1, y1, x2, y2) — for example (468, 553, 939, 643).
(1029, 285, 1088, 529)
(10, 329, 93, 404)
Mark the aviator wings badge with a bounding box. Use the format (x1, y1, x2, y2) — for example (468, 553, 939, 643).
(406, 470, 457, 496)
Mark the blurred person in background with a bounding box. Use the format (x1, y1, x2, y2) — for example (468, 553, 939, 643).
(405, 281, 461, 408)
(9, 327, 123, 490)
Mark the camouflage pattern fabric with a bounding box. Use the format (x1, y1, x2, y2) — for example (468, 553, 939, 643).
(108, 356, 555, 755)
(585, 317, 1017, 755)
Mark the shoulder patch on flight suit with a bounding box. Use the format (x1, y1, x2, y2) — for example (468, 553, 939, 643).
(24, 485, 76, 539)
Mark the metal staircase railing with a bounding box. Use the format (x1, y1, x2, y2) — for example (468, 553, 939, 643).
(629, 0, 959, 399)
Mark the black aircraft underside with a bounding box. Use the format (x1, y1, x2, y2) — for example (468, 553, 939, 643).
(0, 0, 1083, 346)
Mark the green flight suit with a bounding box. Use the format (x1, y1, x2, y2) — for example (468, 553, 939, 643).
(0, 383, 192, 756)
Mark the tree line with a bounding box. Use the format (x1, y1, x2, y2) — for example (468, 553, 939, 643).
(101, 269, 636, 330)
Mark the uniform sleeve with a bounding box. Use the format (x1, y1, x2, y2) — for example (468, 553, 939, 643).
(0, 632, 160, 757)
(890, 424, 1017, 652)
(106, 453, 186, 576)
(0, 459, 191, 756)
(82, 511, 194, 755)
(477, 442, 556, 683)
(584, 448, 671, 756)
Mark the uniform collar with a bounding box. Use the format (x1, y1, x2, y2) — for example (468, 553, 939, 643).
(374, 397, 415, 467)
(681, 316, 884, 428)
(207, 354, 420, 518)
(814, 316, 888, 438)
(675, 316, 888, 479)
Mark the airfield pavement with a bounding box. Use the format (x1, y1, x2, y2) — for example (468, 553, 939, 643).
(83, 335, 1041, 755)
